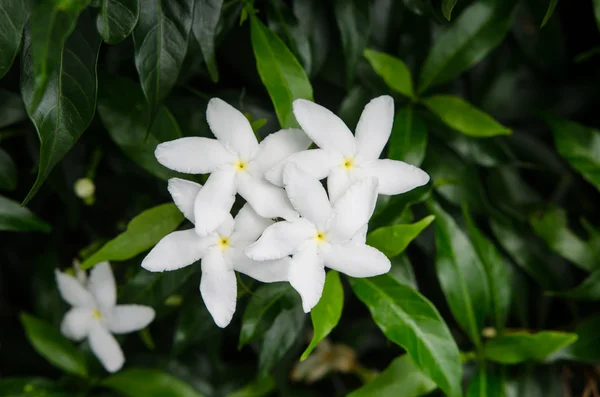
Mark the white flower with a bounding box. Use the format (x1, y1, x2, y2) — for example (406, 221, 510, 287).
(246, 165, 391, 312)
(265, 95, 430, 202)
(55, 262, 155, 373)
(141, 178, 291, 328)
(155, 98, 311, 236)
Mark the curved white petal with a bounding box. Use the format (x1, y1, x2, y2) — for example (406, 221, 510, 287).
(231, 203, 273, 243)
(168, 178, 202, 223)
(55, 270, 95, 308)
(237, 172, 298, 220)
(326, 167, 353, 204)
(193, 169, 237, 236)
(355, 95, 394, 161)
(283, 164, 331, 227)
(289, 242, 325, 313)
(328, 177, 379, 242)
(216, 213, 235, 237)
(87, 262, 116, 310)
(106, 305, 156, 334)
(359, 159, 430, 195)
(155, 137, 234, 174)
(200, 248, 237, 328)
(206, 98, 258, 160)
(88, 323, 124, 373)
(265, 149, 341, 187)
(323, 242, 391, 277)
(248, 128, 312, 176)
(351, 224, 368, 244)
(292, 99, 356, 156)
(142, 229, 212, 272)
(61, 308, 93, 341)
(230, 248, 291, 283)
(245, 220, 314, 260)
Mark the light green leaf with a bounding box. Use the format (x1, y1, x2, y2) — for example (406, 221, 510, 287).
(81, 203, 184, 269)
(349, 274, 462, 397)
(484, 331, 577, 364)
(422, 95, 510, 137)
(192, 0, 223, 83)
(0, 148, 17, 190)
(442, 0, 458, 21)
(548, 270, 600, 300)
(20, 313, 87, 377)
(0, 195, 51, 232)
(259, 306, 306, 376)
(389, 106, 428, 166)
(0, 0, 28, 79)
(226, 376, 275, 397)
(556, 315, 600, 362)
(103, 368, 204, 397)
(97, 0, 140, 44)
(334, 0, 369, 89)
(367, 215, 435, 258)
(363, 49, 414, 99)
(540, 0, 559, 27)
(466, 367, 505, 397)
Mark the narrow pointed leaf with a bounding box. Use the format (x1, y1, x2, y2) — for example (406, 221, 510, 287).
(483, 331, 577, 364)
(334, 0, 369, 89)
(0, 148, 17, 190)
(549, 270, 600, 300)
(0, 0, 28, 79)
(0, 195, 51, 232)
(540, 0, 559, 27)
(363, 49, 414, 99)
(259, 306, 306, 376)
(389, 106, 428, 166)
(442, 0, 458, 21)
(466, 367, 505, 397)
(367, 215, 435, 258)
(192, 0, 223, 83)
(103, 368, 204, 397)
(97, 0, 140, 44)
(557, 315, 600, 362)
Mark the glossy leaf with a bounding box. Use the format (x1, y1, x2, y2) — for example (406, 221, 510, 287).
(0, 195, 51, 232)
(466, 367, 505, 397)
(442, 0, 458, 21)
(549, 270, 600, 300)
(250, 15, 313, 129)
(389, 106, 428, 166)
(422, 95, 511, 137)
(557, 315, 600, 362)
(227, 376, 275, 397)
(20, 313, 87, 377)
(192, 0, 223, 83)
(484, 331, 577, 364)
(0, 148, 17, 190)
(81, 203, 184, 269)
(389, 255, 418, 289)
(334, 0, 369, 89)
(367, 215, 435, 258)
(103, 368, 204, 397)
(350, 274, 462, 397)
(0, 0, 28, 79)
(97, 0, 140, 44)
(363, 49, 414, 99)
(540, 0, 559, 27)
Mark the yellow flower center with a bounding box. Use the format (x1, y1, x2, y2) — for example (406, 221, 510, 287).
(92, 309, 102, 319)
(314, 232, 327, 244)
(342, 157, 354, 170)
(235, 160, 247, 172)
(218, 237, 230, 250)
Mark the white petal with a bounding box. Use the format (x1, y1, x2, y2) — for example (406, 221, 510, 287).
(265, 149, 341, 187)
(193, 169, 237, 236)
(206, 98, 259, 160)
(168, 178, 202, 223)
(61, 308, 93, 341)
(328, 177, 379, 242)
(289, 242, 325, 313)
(230, 247, 291, 283)
(87, 262, 116, 311)
(155, 137, 234, 174)
(216, 213, 235, 237)
(141, 229, 212, 272)
(237, 172, 298, 220)
(245, 220, 314, 260)
(354, 95, 394, 161)
(351, 224, 368, 244)
(231, 203, 273, 242)
(200, 248, 237, 328)
(248, 128, 312, 176)
(106, 305, 156, 334)
(292, 99, 356, 156)
(55, 270, 95, 308)
(326, 167, 353, 204)
(359, 159, 430, 195)
(88, 323, 124, 373)
(283, 164, 332, 228)
(323, 242, 391, 277)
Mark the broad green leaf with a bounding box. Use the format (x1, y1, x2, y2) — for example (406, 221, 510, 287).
(484, 331, 577, 364)
(419, 0, 517, 92)
(192, 0, 223, 83)
(367, 215, 435, 258)
(338, 86, 371, 131)
(422, 95, 510, 137)
(0, 195, 51, 232)
(348, 354, 436, 397)
(595, 0, 600, 31)
(226, 376, 275, 397)
(427, 200, 489, 346)
(442, 0, 458, 20)
(20, 313, 87, 377)
(540, 0, 559, 27)
(557, 315, 600, 362)
(21, 15, 101, 205)
(363, 49, 414, 99)
(0, 0, 28, 79)
(172, 297, 218, 356)
(466, 367, 505, 397)
(543, 115, 600, 192)
(334, 0, 369, 89)
(0, 88, 27, 129)
(81, 203, 184, 269)
(259, 306, 306, 376)
(250, 16, 313, 129)
(0, 377, 66, 397)
(349, 274, 462, 397)
(133, 0, 193, 108)
(549, 270, 600, 300)
(301, 271, 343, 360)
(389, 255, 418, 289)
(103, 368, 204, 397)
(0, 148, 17, 190)
(389, 106, 428, 166)
(97, 0, 140, 44)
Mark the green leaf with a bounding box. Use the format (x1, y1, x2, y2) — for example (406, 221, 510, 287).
(366, 215, 435, 258)
(427, 200, 489, 346)
(103, 368, 204, 397)
(348, 354, 436, 397)
(540, 0, 559, 27)
(20, 313, 87, 377)
(389, 255, 418, 289)
(133, 0, 193, 108)
(483, 331, 577, 364)
(81, 203, 184, 269)
(442, 0, 458, 21)
(334, 0, 369, 89)
(338, 86, 371, 131)
(388, 106, 428, 166)
(466, 367, 505, 397)
(250, 15, 313, 129)
(419, 0, 517, 93)
(557, 315, 600, 362)
(0, 0, 28, 79)
(226, 376, 275, 397)
(172, 297, 218, 356)
(21, 15, 101, 205)
(548, 270, 600, 300)
(595, 0, 600, 32)
(0, 148, 17, 190)
(363, 49, 414, 99)
(301, 271, 343, 360)
(0, 377, 66, 397)
(97, 0, 140, 44)
(0, 88, 27, 129)
(422, 95, 511, 137)
(0, 195, 51, 232)
(543, 115, 600, 192)
(192, 0, 223, 83)
(349, 274, 462, 397)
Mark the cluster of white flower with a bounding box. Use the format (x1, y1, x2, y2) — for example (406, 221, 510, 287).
(142, 96, 430, 327)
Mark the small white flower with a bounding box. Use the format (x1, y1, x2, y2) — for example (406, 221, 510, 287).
(141, 178, 291, 328)
(55, 262, 155, 373)
(266, 95, 430, 202)
(246, 165, 391, 312)
(155, 98, 311, 236)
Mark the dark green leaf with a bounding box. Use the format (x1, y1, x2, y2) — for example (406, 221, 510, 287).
(442, 0, 458, 21)
(20, 313, 87, 377)
(97, 0, 140, 44)
(192, 0, 223, 83)
(334, 0, 369, 89)
(483, 331, 577, 364)
(103, 368, 204, 397)
(389, 106, 428, 166)
(0, 377, 67, 397)
(0, 89, 27, 129)
(338, 86, 371, 131)
(548, 270, 600, 300)
(0, 0, 28, 79)
(0, 148, 17, 190)
(366, 215, 435, 258)
(226, 376, 275, 397)
(172, 297, 218, 356)
(349, 274, 462, 397)
(466, 367, 505, 397)
(0, 195, 51, 232)
(595, 0, 600, 32)
(540, 0, 559, 27)
(259, 306, 305, 376)
(389, 255, 417, 289)
(556, 315, 600, 362)
(363, 49, 414, 99)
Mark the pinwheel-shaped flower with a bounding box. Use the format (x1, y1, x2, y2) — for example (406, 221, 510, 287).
(55, 262, 155, 373)
(246, 165, 391, 312)
(155, 98, 311, 236)
(266, 95, 430, 202)
(142, 178, 291, 327)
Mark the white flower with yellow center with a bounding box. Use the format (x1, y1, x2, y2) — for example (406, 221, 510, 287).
(55, 262, 155, 373)
(155, 98, 311, 236)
